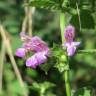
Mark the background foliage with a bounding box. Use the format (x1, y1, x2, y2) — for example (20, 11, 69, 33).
(0, 0, 96, 96)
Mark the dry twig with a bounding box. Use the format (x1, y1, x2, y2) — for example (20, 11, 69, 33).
(0, 41, 5, 93)
(22, 0, 35, 36)
(0, 24, 28, 96)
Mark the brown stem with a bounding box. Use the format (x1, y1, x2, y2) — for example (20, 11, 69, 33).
(22, 0, 35, 36)
(0, 41, 5, 93)
(28, 7, 33, 36)
(21, 0, 28, 32)
(0, 25, 28, 96)
(21, 16, 28, 32)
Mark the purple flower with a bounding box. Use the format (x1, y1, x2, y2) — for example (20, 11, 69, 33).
(64, 25, 75, 42)
(15, 32, 50, 68)
(64, 42, 80, 56)
(26, 52, 47, 68)
(20, 32, 49, 52)
(15, 48, 26, 58)
(31, 36, 49, 52)
(23, 36, 49, 52)
(63, 25, 80, 56)
(20, 32, 31, 42)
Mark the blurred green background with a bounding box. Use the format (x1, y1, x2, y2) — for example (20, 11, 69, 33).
(0, 0, 96, 96)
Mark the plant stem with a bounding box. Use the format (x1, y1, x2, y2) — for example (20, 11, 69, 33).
(23, 0, 35, 36)
(64, 68, 71, 96)
(60, 12, 71, 96)
(28, 7, 35, 36)
(76, 2, 81, 31)
(28, 7, 32, 36)
(0, 41, 5, 93)
(78, 49, 96, 54)
(40, 88, 45, 96)
(60, 12, 65, 44)
(0, 24, 28, 96)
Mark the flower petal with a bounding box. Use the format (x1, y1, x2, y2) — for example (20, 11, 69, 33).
(63, 42, 70, 47)
(34, 52, 47, 64)
(72, 42, 81, 46)
(30, 36, 49, 52)
(64, 25, 75, 42)
(20, 32, 31, 42)
(26, 52, 47, 69)
(26, 56, 38, 68)
(63, 41, 80, 56)
(15, 48, 26, 58)
(67, 46, 76, 56)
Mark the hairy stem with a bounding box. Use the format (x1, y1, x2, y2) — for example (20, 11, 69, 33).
(64, 68, 71, 96)
(60, 13, 71, 96)
(60, 12, 65, 44)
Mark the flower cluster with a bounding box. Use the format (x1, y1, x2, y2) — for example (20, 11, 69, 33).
(15, 32, 50, 68)
(63, 25, 80, 56)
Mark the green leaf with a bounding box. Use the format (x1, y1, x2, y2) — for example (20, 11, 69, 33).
(55, 62, 69, 73)
(4, 66, 15, 82)
(28, 0, 70, 11)
(11, 35, 22, 53)
(0, 90, 6, 96)
(26, 68, 38, 78)
(74, 87, 93, 96)
(51, 44, 68, 72)
(31, 81, 55, 92)
(10, 81, 28, 95)
(39, 56, 56, 74)
(55, 55, 68, 73)
(29, 0, 61, 11)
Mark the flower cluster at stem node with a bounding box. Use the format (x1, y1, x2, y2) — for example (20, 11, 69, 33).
(16, 32, 50, 68)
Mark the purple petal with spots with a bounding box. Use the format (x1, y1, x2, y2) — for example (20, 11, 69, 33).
(63, 25, 81, 56)
(15, 48, 26, 58)
(30, 36, 49, 52)
(22, 36, 49, 52)
(64, 25, 75, 42)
